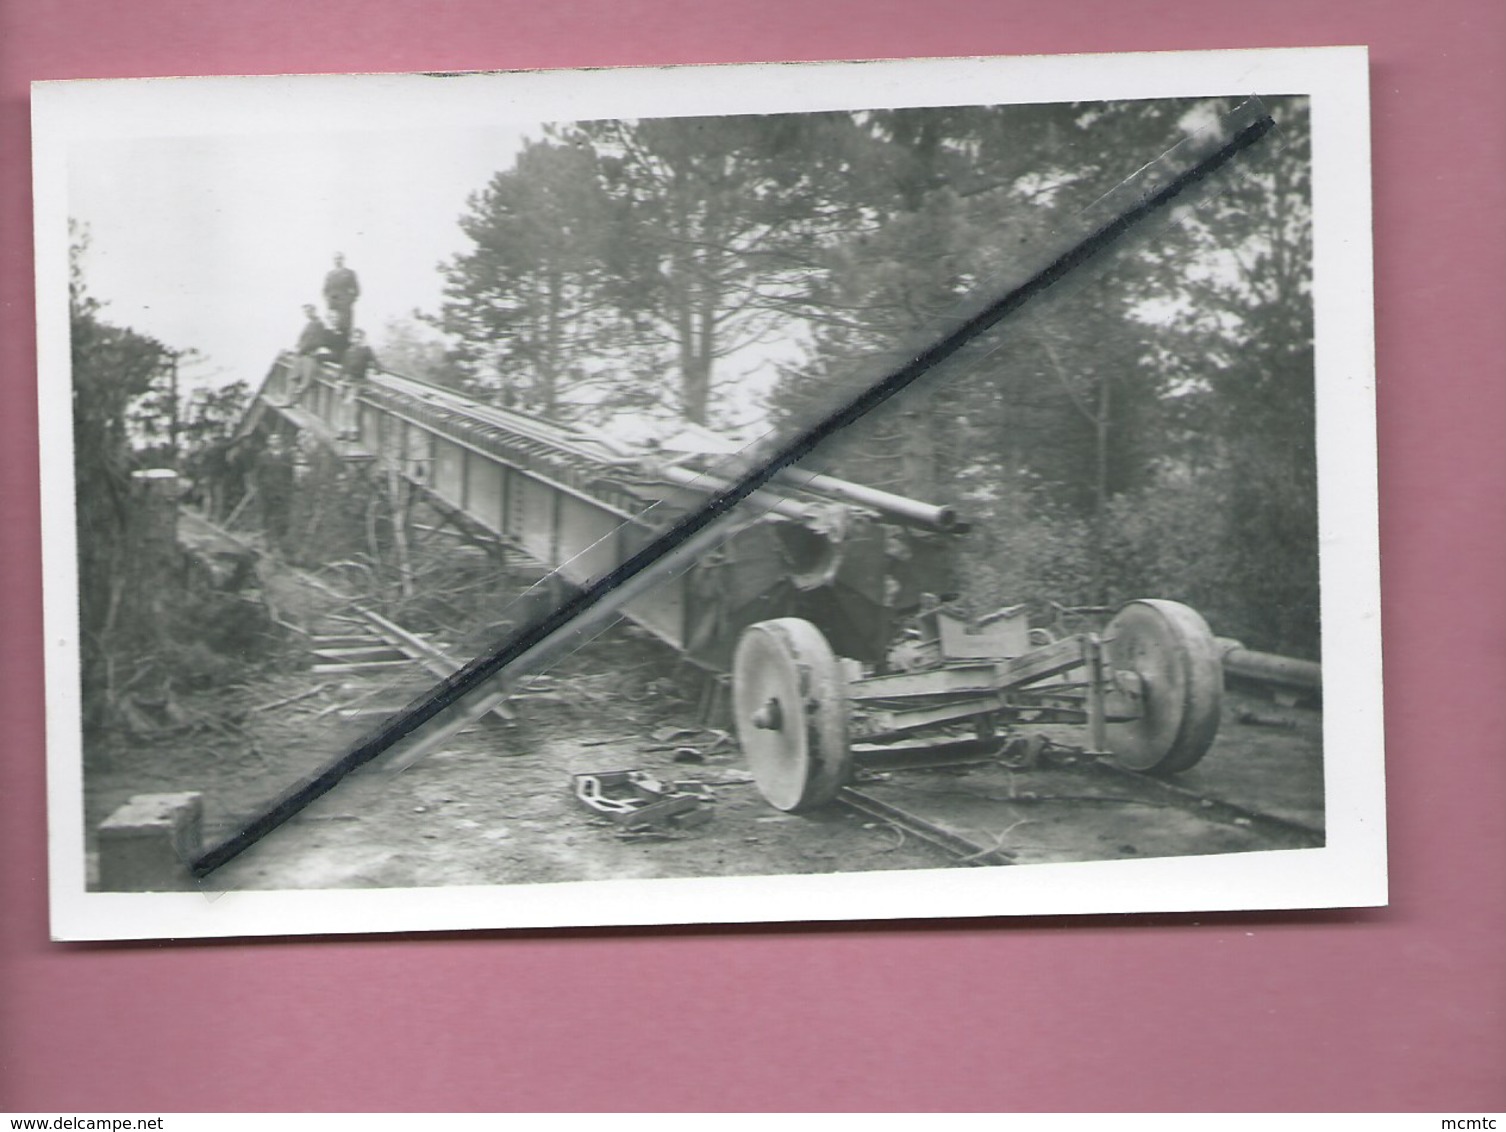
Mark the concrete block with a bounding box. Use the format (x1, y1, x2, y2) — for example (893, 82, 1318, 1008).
(98, 792, 204, 892)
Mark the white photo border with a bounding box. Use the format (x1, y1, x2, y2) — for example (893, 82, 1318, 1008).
(34, 47, 1382, 941)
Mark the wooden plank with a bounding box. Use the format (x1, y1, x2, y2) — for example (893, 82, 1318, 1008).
(849, 663, 1002, 702)
(310, 660, 413, 674)
(994, 636, 1087, 689)
(311, 646, 406, 661)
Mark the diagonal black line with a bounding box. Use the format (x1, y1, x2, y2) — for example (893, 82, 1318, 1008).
(190, 113, 1275, 879)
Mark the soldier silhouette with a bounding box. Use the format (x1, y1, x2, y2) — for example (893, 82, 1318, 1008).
(291, 304, 335, 403)
(322, 252, 360, 348)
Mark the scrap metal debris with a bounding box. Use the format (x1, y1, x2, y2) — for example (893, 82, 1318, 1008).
(572, 770, 713, 833)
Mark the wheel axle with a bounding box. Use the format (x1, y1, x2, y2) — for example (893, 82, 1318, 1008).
(750, 699, 784, 731)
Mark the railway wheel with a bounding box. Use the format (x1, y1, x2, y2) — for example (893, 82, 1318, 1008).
(1104, 599, 1223, 774)
(732, 618, 851, 812)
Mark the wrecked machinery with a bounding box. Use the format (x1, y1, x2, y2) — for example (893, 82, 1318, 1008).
(575, 415, 1225, 815)
(704, 477, 1224, 814)
(249, 358, 1224, 817)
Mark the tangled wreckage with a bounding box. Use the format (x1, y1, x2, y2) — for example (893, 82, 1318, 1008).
(239, 354, 1232, 819)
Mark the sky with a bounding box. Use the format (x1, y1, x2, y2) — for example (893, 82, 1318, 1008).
(57, 71, 1280, 427)
(70, 124, 531, 392)
(66, 120, 794, 424)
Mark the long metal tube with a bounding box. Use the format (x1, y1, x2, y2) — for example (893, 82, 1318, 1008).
(774, 468, 963, 531)
(664, 463, 959, 531)
(656, 464, 817, 523)
(1216, 638, 1322, 693)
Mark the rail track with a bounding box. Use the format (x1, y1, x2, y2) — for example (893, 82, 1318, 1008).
(827, 698, 1325, 869)
(306, 606, 517, 734)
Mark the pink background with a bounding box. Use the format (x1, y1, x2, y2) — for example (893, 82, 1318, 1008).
(2, 0, 1501, 1113)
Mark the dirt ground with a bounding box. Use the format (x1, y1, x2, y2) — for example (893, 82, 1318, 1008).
(82, 531, 1325, 892)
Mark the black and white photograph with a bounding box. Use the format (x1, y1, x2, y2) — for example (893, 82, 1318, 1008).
(34, 49, 1383, 940)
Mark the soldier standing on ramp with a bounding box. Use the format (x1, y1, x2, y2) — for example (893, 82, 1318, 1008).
(323, 252, 360, 350)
